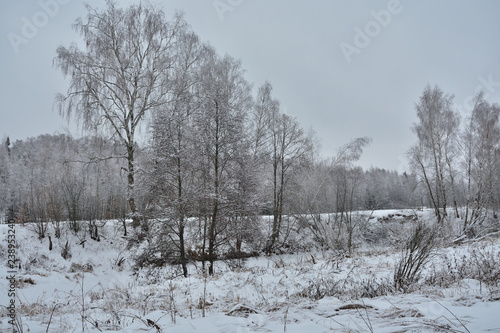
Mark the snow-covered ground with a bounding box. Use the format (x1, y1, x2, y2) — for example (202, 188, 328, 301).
(1, 210, 500, 332)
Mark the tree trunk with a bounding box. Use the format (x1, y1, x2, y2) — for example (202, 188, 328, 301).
(267, 159, 280, 254)
(122, 218, 128, 237)
(208, 206, 217, 276)
(127, 143, 139, 228)
(208, 101, 220, 276)
(179, 222, 188, 277)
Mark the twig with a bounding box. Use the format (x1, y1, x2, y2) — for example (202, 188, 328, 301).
(63, 154, 126, 166)
(283, 306, 289, 333)
(119, 311, 162, 332)
(14, 315, 25, 333)
(46, 303, 59, 333)
(355, 300, 373, 333)
(434, 299, 471, 333)
(202, 270, 207, 318)
(425, 318, 467, 333)
(82, 272, 85, 332)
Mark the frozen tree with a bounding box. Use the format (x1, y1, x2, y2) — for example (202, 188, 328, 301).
(265, 111, 313, 254)
(0, 137, 12, 222)
(54, 1, 187, 226)
(194, 53, 253, 275)
(336, 166, 366, 256)
(147, 31, 208, 277)
(248, 82, 278, 214)
(330, 138, 371, 255)
(252, 82, 277, 160)
(5, 137, 11, 156)
(408, 85, 460, 223)
(291, 137, 370, 251)
(461, 92, 500, 230)
(222, 148, 264, 255)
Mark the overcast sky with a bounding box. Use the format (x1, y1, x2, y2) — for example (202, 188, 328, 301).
(1, 0, 500, 172)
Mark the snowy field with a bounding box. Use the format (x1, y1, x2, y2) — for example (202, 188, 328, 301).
(1, 210, 500, 332)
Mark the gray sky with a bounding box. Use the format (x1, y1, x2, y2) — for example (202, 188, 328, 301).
(1, 0, 500, 172)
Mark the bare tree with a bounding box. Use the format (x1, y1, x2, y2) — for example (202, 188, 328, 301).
(54, 1, 187, 227)
(295, 138, 370, 250)
(461, 92, 500, 231)
(264, 110, 312, 254)
(0, 137, 13, 222)
(194, 53, 253, 275)
(252, 82, 277, 159)
(330, 139, 371, 255)
(148, 31, 208, 277)
(408, 85, 460, 223)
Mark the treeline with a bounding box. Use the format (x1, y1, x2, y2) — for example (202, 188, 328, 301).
(0, 134, 129, 236)
(0, 134, 417, 226)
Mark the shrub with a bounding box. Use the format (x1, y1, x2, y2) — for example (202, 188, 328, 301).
(425, 246, 500, 289)
(61, 240, 72, 260)
(356, 277, 393, 298)
(394, 222, 436, 292)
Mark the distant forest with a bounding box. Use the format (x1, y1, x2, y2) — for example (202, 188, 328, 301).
(0, 133, 418, 224)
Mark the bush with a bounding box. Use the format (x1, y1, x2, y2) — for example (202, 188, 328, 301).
(61, 240, 72, 260)
(134, 233, 177, 268)
(302, 276, 341, 300)
(299, 275, 393, 301)
(394, 222, 436, 292)
(356, 277, 393, 298)
(426, 246, 500, 289)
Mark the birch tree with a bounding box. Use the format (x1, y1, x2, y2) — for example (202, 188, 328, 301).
(462, 92, 500, 230)
(408, 85, 459, 223)
(265, 111, 312, 254)
(54, 1, 187, 226)
(148, 32, 207, 277)
(194, 53, 253, 275)
(0, 138, 12, 222)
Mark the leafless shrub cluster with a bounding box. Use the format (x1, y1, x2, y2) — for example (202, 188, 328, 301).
(426, 246, 500, 289)
(301, 276, 341, 300)
(300, 274, 393, 301)
(354, 277, 394, 299)
(394, 222, 436, 292)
